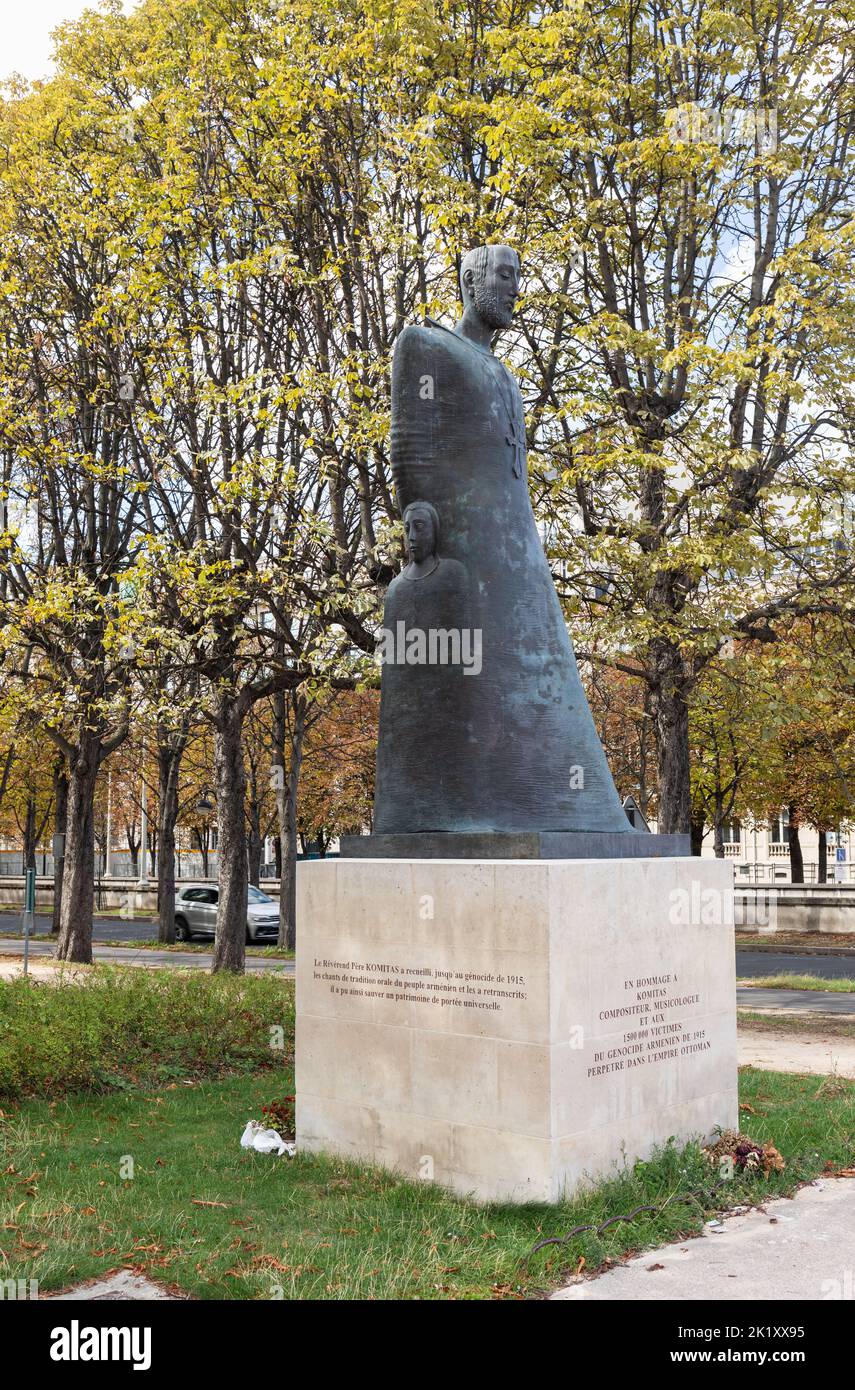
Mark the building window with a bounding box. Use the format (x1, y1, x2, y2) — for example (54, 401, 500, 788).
(721, 819, 741, 844)
(770, 810, 789, 844)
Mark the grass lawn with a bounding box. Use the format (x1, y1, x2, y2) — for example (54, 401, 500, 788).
(738, 1010, 855, 1039)
(736, 932, 855, 950)
(2, 1066, 853, 1301)
(737, 973, 855, 992)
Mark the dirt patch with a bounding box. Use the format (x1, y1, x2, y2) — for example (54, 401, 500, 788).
(738, 1028, 855, 1078)
(44, 1268, 189, 1301)
(0, 956, 82, 982)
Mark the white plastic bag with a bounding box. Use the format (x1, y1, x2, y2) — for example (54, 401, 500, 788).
(240, 1120, 295, 1157)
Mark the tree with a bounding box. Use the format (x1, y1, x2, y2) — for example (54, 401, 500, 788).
(585, 664, 657, 821)
(0, 67, 148, 960)
(689, 650, 766, 857)
(741, 619, 855, 881)
(0, 727, 55, 870)
(407, 0, 855, 831)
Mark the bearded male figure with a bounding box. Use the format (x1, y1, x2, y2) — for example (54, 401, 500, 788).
(373, 244, 633, 837)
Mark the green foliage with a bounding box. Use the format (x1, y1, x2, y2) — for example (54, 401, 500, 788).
(0, 967, 294, 1100)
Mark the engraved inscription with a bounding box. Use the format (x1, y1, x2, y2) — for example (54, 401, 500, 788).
(313, 957, 528, 1013)
(587, 972, 710, 1078)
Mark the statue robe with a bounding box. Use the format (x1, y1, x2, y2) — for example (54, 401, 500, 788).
(373, 317, 633, 836)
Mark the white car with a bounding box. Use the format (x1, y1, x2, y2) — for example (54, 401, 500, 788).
(174, 884, 280, 943)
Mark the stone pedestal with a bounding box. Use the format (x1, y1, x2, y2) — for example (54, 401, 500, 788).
(296, 857, 737, 1204)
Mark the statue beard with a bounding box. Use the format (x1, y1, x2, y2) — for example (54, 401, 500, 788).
(473, 278, 514, 331)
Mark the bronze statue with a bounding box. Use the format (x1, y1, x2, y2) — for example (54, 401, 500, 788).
(347, 248, 695, 856)
(371, 245, 643, 843)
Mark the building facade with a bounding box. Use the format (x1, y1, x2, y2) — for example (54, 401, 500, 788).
(699, 812, 855, 883)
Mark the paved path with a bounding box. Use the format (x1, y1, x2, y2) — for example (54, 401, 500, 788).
(551, 1178, 855, 1301)
(737, 949, 855, 979)
(0, 938, 293, 975)
(737, 986, 855, 1014)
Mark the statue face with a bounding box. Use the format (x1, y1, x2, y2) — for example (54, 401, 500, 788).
(470, 246, 520, 330)
(404, 507, 436, 564)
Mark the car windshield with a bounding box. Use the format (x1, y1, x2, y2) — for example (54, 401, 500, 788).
(248, 886, 272, 904)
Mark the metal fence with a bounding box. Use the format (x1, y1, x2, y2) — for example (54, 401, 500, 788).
(732, 859, 855, 884)
(0, 851, 222, 880)
(0, 853, 55, 876)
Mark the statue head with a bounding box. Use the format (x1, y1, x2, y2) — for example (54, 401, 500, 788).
(403, 500, 439, 565)
(460, 244, 520, 331)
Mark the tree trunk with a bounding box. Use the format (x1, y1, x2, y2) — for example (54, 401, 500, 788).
(273, 690, 306, 952)
(211, 698, 248, 973)
(56, 736, 100, 963)
(650, 638, 691, 835)
(274, 829, 282, 879)
(818, 830, 827, 885)
(788, 806, 804, 885)
(157, 738, 183, 944)
(51, 761, 68, 936)
(126, 825, 139, 877)
(246, 801, 263, 888)
(690, 814, 705, 857)
(712, 793, 725, 858)
(194, 826, 210, 878)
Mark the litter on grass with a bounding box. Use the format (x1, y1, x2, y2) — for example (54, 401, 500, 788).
(241, 1120, 296, 1157)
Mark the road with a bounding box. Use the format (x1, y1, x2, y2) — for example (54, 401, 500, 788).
(736, 948, 855, 979)
(0, 911, 159, 943)
(736, 986, 855, 1014)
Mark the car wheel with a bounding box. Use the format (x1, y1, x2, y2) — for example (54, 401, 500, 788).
(175, 916, 192, 943)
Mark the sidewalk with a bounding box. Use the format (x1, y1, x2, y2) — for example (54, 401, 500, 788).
(737, 986, 855, 1014)
(0, 939, 293, 976)
(551, 1178, 855, 1301)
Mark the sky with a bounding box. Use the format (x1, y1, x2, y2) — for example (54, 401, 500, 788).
(4, 1, 133, 82)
